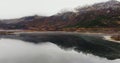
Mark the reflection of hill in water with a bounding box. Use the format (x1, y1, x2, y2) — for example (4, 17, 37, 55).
(1, 33, 120, 60)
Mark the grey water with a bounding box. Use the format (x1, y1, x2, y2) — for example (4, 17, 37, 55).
(0, 32, 120, 63)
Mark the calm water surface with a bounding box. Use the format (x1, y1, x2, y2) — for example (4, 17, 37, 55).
(0, 32, 120, 63)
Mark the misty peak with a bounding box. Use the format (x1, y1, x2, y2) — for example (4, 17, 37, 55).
(91, 0, 120, 10)
(106, 0, 120, 5)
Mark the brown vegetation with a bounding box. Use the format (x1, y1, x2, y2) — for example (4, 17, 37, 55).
(0, 0, 120, 32)
(111, 35, 120, 41)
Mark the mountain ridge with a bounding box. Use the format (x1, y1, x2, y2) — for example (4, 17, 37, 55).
(0, 0, 120, 31)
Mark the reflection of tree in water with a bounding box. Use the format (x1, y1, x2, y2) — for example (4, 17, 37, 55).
(1, 33, 120, 60)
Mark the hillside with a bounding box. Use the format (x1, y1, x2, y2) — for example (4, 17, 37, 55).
(0, 0, 120, 32)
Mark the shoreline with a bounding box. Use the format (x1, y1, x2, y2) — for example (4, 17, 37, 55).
(103, 36, 120, 43)
(0, 30, 120, 43)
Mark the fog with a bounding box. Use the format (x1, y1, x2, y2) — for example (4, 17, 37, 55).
(0, 38, 119, 63)
(0, 0, 111, 19)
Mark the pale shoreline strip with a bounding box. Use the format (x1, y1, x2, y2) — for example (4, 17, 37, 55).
(103, 36, 120, 43)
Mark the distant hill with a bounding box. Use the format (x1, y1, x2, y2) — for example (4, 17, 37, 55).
(0, 0, 120, 31)
(74, 0, 120, 28)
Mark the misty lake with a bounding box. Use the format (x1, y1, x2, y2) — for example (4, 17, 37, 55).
(0, 32, 120, 63)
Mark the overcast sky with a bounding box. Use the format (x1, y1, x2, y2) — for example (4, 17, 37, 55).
(0, 0, 119, 19)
